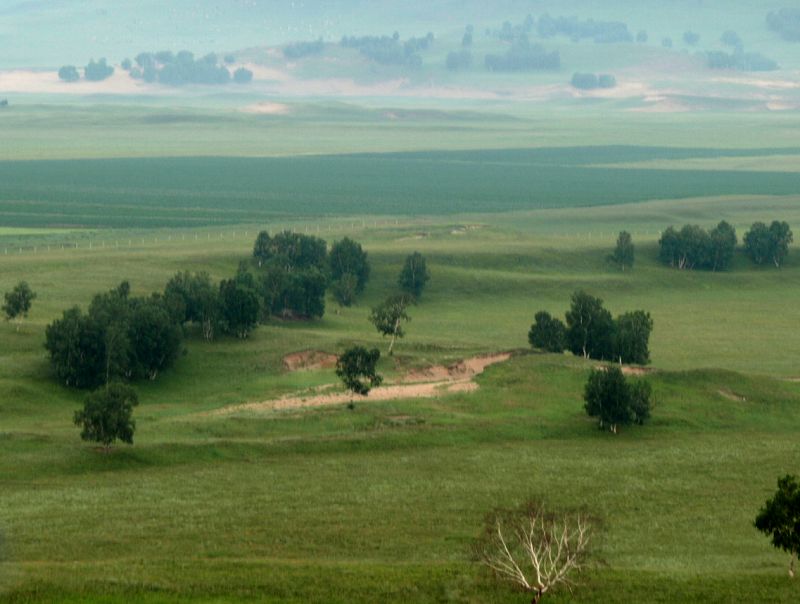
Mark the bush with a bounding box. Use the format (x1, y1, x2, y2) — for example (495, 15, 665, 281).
(584, 366, 652, 434)
(85, 58, 114, 81)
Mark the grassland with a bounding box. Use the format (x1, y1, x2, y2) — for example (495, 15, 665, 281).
(2, 192, 800, 602)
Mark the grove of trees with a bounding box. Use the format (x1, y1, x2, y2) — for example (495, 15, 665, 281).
(658, 221, 738, 271)
(571, 72, 616, 90)
(584, 365, 652, 434)
(84, 58, 114, 81)
(529, 291, 653, 365)
(485, 38, 560, 72)
(128, 51, 248, 86)
(58, 65, 80, 82)
(744, 221, 793, 267)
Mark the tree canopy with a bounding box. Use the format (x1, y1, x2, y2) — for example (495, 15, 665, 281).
(659, 222, 738, 271)
(584, 366, 652, 434)
(398, 252, 430, 299)
(754, 474, 800, 577)
(610, 231, 634, 271)
(58, 65, 80, 82)
(335, 346, 383, 396)
(85, 58, 114, 81)
(370, 294, 411, 355)
(744, 221, 793, 268)
(565, 291, 614, 360)
(528, 311, 566, 353)
(3, 281, 36, 330)
(73, 383, 139, 452)
(329, 237, 370, 295)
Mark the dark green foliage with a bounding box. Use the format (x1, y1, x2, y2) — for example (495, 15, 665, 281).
(258, 230, 327, 272)
(340, 32, 432, 68)
(610, 230, 634, 270)
(335, 346, 383, 396)
(45, 307, 106, 389)
(130, 50, 231, 86)
(219, 271, 260, 339)
(233, 68, 253, 84)
(331, 272, 359, 308)
(84, 58, 114, 81)
(3, 281, 36, 327)
(744, 221, 793, 267)
(707, 51, 778, 72)
(659, 222, 738, 271)
(683, 31, 700, 46)
(565, 291, 613, 360)
(58, 65, 80, 82)
(45, 282, 183, 388)
(329, 237, 370, 294)
(528, 311, 566, 353)
(584, 366, 651, 434)
(767, 9, 800, 42)
(73, 383, 138, 451)
(163, 271, 219, 341)
(370, 294, 411, 355)
(571, 73, 617, 90)
(398, 252, 429, 300)
(283, 39, 324, 59)
(613, 311, 653, 365)
(755, 475, 800, 576)
(538, 14, 632, 43)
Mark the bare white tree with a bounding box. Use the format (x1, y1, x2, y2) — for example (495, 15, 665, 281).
(478, 501, 592, 604)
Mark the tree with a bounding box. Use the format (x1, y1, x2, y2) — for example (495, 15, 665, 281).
(3, 281, 36, 331)
(335, 346, 383, 396)
(369, 294, 411, 355)
(565, 291, 613, 360)
(583, 366, 651, 434)
(744, 221, 793, 267)
(73, 383, 138, 453)
(233, 67, 253, 83)
(84, 58, 114, 81)
(329, 237, 370, 294)
(709, 221, 737, 271)
(89, 282, 134, 385)
(127, 299, 182, 380)
(683, 31, 700, 46)
(45, 307, 106, 389)
(528, 311, 566, 353)
(58, 65, 80, 82)
(613, 310, 653, 365)
(398, 252, 430, 299)
(610, 231, 634, 271)
(476, 499, 592, 604)
(253, 231, 272, 267)
(163, 271, 219, 341)
(331, 272, 359, 308)
(755, 475, 800, 577)
(219, 277, 260, 339)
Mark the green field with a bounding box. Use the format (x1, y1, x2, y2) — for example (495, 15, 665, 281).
(2, 188, 800, 602)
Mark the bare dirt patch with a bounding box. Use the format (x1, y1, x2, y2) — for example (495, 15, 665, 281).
(594, 365, 655, 377)
(282, 350, 338, 372)
(718, 389, 747, 402)
(214, 353, 511, 415)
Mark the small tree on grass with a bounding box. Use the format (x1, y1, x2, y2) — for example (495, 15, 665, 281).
(476, 499, 592, 604)
(528, 311, 566, 353)
(73, 383, 138, 453)
(335, 346, 383, 396)
(755, 474, 800, 578)
(610, 230, 634, 271)
(3, 281, 36, 331)
(369, 294, 411, 355)
(584, 366, 651, 434)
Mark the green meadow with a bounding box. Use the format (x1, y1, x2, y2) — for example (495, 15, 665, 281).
(2, 181, 800, 601)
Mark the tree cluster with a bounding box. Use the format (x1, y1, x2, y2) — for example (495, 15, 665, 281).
(683, 31, 701, 46)
(45, 282, 183, 389)
(529, 291, 653, 365)
(58, 65, 80, 82)
(571, 72, 616, 90)
(485, 38, 560, 72)
(658, 221, 737, 271)
(767, 9, 800, 42)
(707, 50, 777, 72)
(127, 51, 249, 86)
(537, 14, 633, 43)
(446, 50, 473, 71)
(283, 39, 325, 59)
(494, 15, 535, 42)
(85, 58, 114, 81)
(584, 365, 651, 434)
(340, 32, 433, 68)
(744, 221, 793, 268)
(328, 237, 370, 307)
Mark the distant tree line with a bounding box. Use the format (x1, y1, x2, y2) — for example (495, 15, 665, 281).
(767, 9, 800, 42)
(659, 221, 792, 270)
(537, 14, 633, 43)
(58, 59, 114, 83)
(529, 291, 653, 365)
(683, 31, 701, 46)
(121, 51, 252, 86)
(485, 37, 560, 72)
(340, 32, 433, 68)
(283, 39, 325, 60)
(706, 50, 778, 72)
(446, 50, 473, 71)
(571, 73, 616, 90)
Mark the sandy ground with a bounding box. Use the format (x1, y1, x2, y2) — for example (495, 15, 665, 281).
(212, 353, 512, 415)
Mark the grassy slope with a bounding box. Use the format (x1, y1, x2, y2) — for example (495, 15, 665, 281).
(2, 199, 800, 602)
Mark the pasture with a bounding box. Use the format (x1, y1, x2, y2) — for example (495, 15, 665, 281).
(2, 192, 800, 602)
